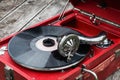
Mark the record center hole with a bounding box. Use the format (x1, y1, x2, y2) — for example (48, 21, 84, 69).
(43, 38, 55, 47)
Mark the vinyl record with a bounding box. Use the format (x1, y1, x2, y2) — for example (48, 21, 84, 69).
(8, 26, 90, 71)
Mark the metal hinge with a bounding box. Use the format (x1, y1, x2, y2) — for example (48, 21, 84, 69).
(89, 14, 100, 25)
(4, 65, 14, 80)
(74, 8, 120, 28)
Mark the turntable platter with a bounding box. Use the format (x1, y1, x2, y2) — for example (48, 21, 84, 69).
(8, 26, 90, 71)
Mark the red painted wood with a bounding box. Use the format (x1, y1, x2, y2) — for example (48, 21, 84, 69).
(70, 0, 120, 29)
(76, 2, 120, 25)
(0, 62, 6, 80)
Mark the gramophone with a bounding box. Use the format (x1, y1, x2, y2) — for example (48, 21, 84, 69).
(0, 0, 120, 80)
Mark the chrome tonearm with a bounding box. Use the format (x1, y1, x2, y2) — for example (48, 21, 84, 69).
(78, 33, 106, 44)
(58, 33, 112, 61)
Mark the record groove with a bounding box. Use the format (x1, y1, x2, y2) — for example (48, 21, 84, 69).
(8, 26, 90, 71)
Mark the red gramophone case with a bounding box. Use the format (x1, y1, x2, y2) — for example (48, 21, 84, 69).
(0, 0, 120, 80)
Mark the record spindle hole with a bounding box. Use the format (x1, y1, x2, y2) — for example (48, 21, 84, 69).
(43, 38, 55, 47)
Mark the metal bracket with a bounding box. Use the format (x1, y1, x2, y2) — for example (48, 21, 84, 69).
(0, 46, 7, 55)
(4, 65, 14, 80)
(90, 14, 100, 25)
(96, 38, 113, 48)
(75, 68, 98, 80)
(83, 68, 98, 80)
